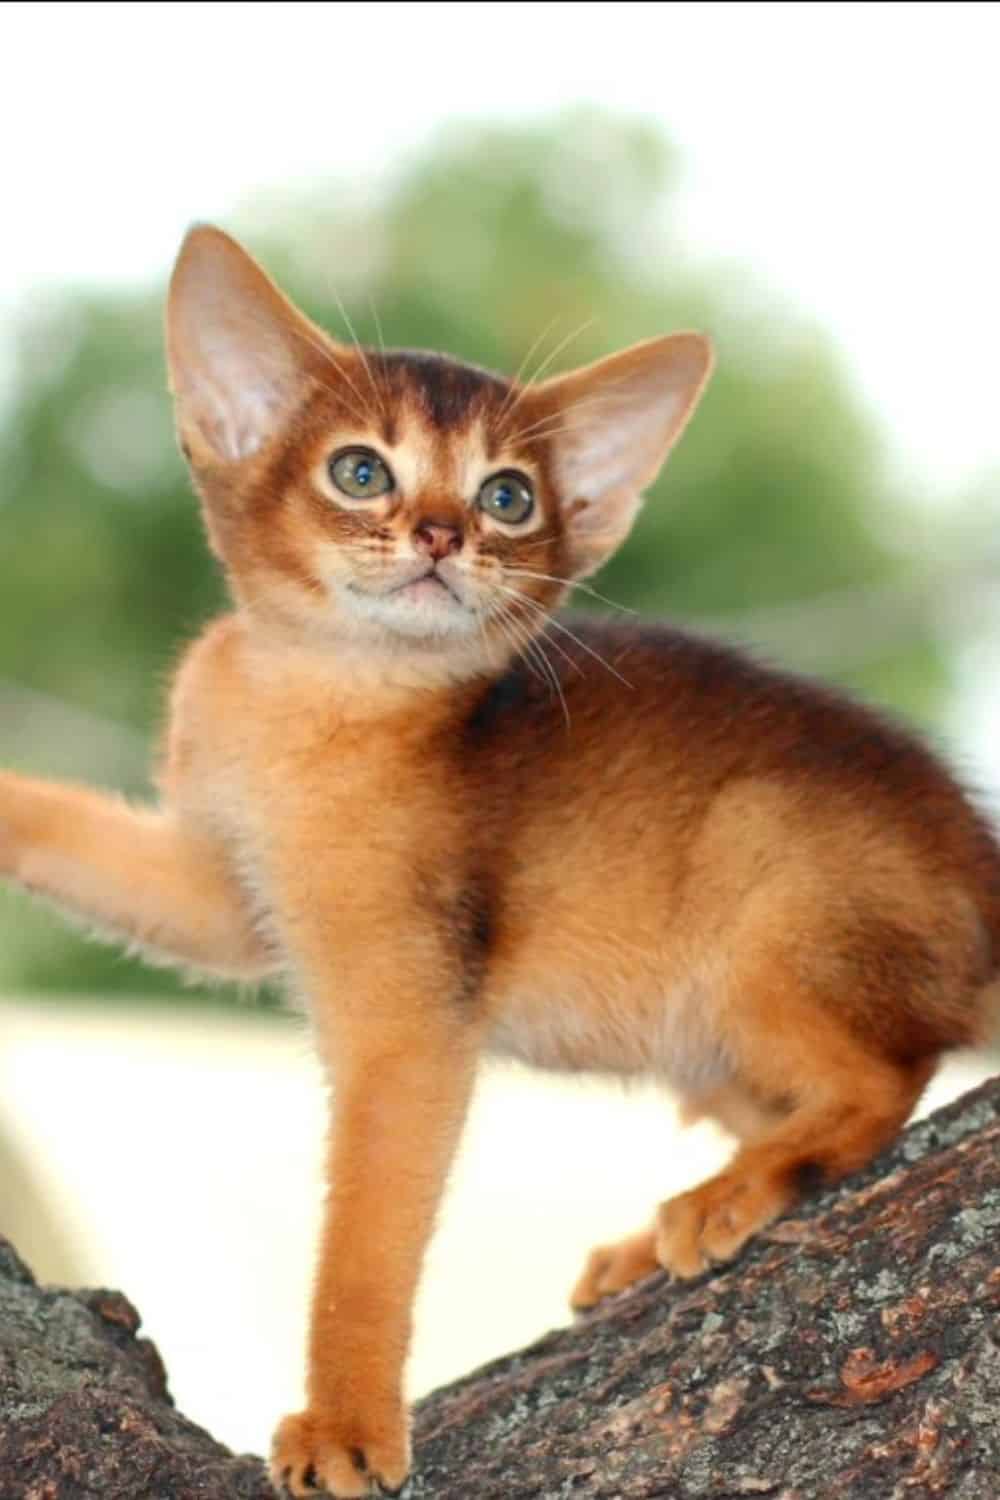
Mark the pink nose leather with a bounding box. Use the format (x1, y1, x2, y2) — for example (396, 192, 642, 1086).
(413, 521, 462, 560)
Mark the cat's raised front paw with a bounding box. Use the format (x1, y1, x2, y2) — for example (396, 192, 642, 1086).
(0, 777, 20, 876)
(0, 771, 36, 878)
(271, 1407, 411, 1498)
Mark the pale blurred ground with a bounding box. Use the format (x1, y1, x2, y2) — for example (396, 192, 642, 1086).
(0, 998, 992, 1456)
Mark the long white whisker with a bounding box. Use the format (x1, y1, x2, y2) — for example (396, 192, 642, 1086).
(535, 625, 585, 693)
(514, 534, 560, 555)
(487, 595, 569, 714)
(493, 603, 572, 730)
(504, 568, 637, 614)
(493, 586, 586, 679)
(540, 612, 634, 689)
(527, 640, 572, 731)
(486, 602, 548, 692)
(471, 598, 498, 677)
(497, 611, 548, 686)
(498, 588, 633, 688)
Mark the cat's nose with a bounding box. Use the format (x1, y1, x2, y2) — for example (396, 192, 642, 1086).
(413, 519, 463, 560)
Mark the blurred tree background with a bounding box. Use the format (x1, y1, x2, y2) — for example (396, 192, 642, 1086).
(0, 110, 980, 1001)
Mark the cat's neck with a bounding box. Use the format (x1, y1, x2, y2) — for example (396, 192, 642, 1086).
(234, 610, 506, 725)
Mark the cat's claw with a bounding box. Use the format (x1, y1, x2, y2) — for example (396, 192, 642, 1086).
(271, 1409, 410, 1499)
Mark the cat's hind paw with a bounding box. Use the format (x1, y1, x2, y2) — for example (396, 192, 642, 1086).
(569, 1226, 660, 1310)
(655, 1170, 790, 1278)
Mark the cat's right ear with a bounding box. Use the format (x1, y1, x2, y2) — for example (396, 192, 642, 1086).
(166, 226, 321, 465)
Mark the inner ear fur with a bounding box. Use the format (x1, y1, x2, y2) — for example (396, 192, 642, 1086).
(166, 225, 341, 465)
(527, 332, 713, 579)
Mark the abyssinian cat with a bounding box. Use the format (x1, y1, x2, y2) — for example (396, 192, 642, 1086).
(2, 227, 999, 1497)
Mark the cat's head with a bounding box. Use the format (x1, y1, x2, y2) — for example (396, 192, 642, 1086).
(166, 226, 712, 676)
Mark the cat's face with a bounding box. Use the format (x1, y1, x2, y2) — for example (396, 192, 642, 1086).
(167, 228, 712, 676)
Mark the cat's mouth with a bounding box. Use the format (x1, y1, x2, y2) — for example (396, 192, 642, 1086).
(342, 565, 475, 640)
(387, 566, 466, 608)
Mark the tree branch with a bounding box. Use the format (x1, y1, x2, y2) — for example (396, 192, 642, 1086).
(3, 1075, 999, 1497)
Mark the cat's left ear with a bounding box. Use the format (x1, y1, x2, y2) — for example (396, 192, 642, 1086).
(532, 333, 713, 578)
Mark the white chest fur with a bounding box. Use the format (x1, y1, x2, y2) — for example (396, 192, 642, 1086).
(486, 968, 730, 1090)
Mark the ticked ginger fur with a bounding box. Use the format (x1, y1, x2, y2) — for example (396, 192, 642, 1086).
(2, 226, 999, 1499)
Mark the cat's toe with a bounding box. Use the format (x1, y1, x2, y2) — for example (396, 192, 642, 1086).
(656, 1172, 791, 1278)
(570, 1226, 659, 1309)
(271, 1408, 410, 1499)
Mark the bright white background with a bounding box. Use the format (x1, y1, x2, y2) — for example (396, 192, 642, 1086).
(1, 0, 999, 1460)
(3, 1, 999, 498)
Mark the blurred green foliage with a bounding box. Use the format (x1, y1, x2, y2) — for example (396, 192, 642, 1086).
(0, 111, 955, 999)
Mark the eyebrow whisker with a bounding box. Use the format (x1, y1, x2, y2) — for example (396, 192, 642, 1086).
(330, 287, 387, 422)
(495, 317, 597, 442)
(275, 314, 376, 426)
(491, 314, 563, 435)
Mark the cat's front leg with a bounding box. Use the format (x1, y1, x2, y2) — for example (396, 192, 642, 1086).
(271, 954, 482, 1499)
(0, 769, 272, 978)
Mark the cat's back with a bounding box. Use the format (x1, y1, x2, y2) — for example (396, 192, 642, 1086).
(461, 616, 1000, 950)
(463, 613, 949, 799)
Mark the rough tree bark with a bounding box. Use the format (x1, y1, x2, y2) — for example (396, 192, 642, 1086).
(2, 1076, 999, 1500)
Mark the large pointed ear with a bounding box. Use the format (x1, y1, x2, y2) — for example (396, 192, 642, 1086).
(532, 333, 713, 578)
(166, 226, 325, 464)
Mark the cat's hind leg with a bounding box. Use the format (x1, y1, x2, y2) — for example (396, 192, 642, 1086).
(570, 1047, 930, 1306)
(569, 1080, 778, 1310)
(655, 1048, 934, 1279)
(676, 1080, 784, 1141)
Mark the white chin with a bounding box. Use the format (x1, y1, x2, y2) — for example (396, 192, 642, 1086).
(350, 580, 477, 642)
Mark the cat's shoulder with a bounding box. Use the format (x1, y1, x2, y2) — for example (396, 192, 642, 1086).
(167, 612, 249, 712)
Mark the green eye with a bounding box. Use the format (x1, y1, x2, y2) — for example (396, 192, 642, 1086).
(478, 470, 534, 525)
(328, 447, 394, 500)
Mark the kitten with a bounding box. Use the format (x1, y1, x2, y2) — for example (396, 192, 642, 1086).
(2, 226, 998, 1499)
